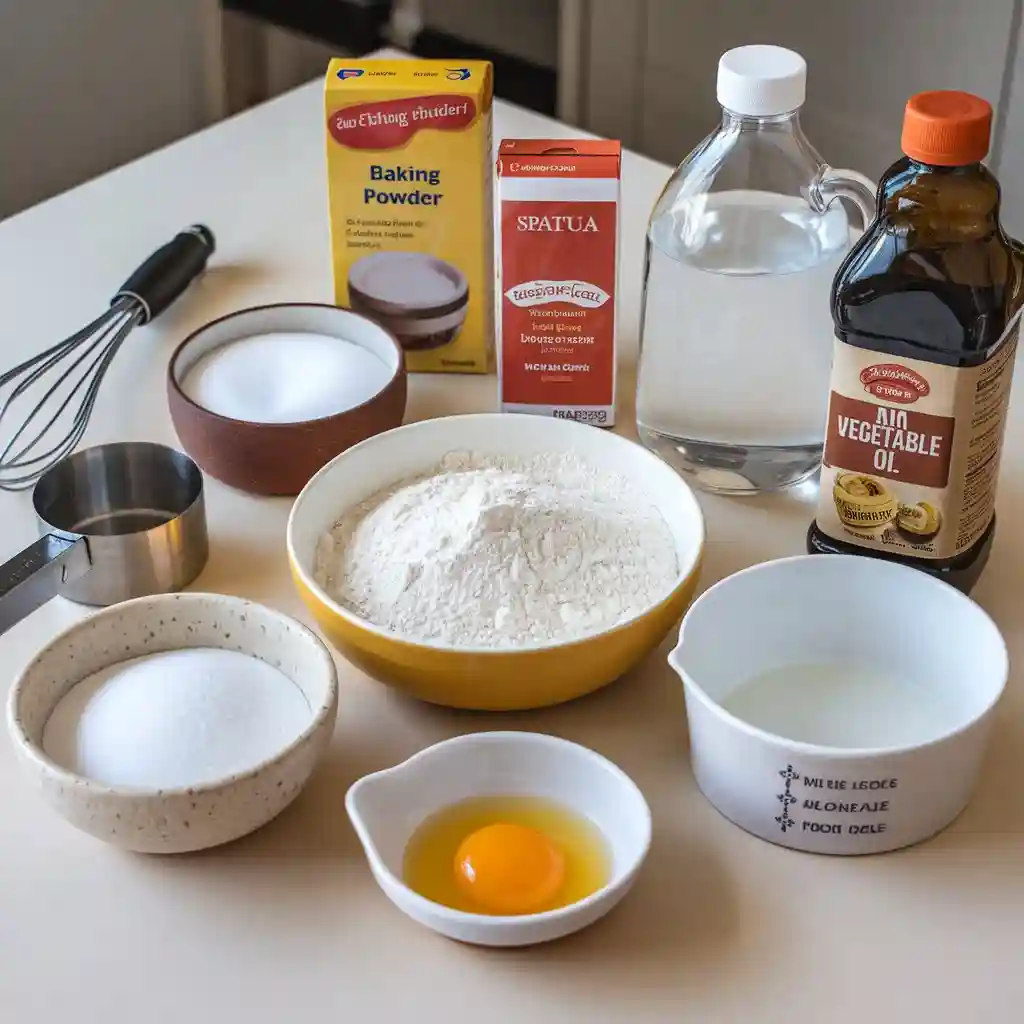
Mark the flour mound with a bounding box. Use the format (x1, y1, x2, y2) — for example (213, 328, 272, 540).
(313, 450, 679, 648)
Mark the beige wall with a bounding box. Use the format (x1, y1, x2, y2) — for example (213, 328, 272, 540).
(638, 0, 1017, 177)
(582, 0, 1024, 231)
(0, 0, 222, 219)
(423, 0, 558, 69)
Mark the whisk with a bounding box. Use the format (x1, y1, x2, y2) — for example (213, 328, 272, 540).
(0, 225, 215, 491)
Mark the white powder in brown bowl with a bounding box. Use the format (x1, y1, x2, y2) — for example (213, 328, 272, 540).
(181, 331, 393, 423)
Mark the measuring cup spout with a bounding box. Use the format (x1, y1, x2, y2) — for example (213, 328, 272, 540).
(667, 628, 692, 685)
(0, 534, 92, 634)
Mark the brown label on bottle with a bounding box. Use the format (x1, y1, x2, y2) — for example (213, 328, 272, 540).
(815, 326, 1019, 559)
(824, 394, 954, 488)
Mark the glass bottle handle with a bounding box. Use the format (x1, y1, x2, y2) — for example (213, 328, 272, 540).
(808, 166, 877, 230)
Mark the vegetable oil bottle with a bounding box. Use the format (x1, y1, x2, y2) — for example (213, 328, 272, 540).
(808, 91, 1024, 593)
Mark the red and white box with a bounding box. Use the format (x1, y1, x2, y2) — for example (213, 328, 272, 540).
(496, 139, 621, 426)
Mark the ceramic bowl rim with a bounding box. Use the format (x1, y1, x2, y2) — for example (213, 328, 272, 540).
(167, 302, 405, 429)
(671, 554, 1009, 759)
(345, 730, 652, 927)
(6, 591, 340, 798)
(286, 412, 706, 655)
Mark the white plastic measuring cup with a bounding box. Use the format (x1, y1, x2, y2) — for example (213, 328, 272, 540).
(669, 555, 1008, 855)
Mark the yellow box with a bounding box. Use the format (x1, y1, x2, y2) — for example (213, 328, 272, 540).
(325, 58, 494, 373)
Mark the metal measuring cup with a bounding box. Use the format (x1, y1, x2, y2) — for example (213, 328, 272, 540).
(0, 441, 208, 634)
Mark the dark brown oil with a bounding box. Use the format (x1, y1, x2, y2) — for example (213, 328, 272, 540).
(807, 156, 1024, 592)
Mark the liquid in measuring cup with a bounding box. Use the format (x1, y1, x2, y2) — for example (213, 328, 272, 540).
(637, 191, 850, 493)
(719, 662, 963, 749)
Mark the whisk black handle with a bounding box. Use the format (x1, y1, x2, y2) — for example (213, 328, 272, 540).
(112, 224, 216, 324)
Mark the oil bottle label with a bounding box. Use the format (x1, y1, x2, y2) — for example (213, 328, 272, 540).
(815, 325, 1019, 559)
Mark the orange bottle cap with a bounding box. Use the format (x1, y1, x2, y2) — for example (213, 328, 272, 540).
(901, 91, 992, 166)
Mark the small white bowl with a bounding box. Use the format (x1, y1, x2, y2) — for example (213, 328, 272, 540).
(669, 555, 1008, 855)
(346, 732, 651, 946)
(7, 592, 339, 854)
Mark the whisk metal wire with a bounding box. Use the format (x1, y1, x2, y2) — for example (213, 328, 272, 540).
(0, 297, 143, 492)
(0, 225, 215, 493)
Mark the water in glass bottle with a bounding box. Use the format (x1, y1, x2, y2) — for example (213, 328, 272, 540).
(636, 44, 874, 494)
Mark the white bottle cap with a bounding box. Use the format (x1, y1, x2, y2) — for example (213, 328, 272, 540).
(716, 45, 807, 116)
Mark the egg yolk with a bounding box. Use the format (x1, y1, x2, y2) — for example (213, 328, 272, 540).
(454, 822, 565, 914)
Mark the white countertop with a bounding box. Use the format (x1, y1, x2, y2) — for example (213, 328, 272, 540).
(1, 68, 1023, 1024)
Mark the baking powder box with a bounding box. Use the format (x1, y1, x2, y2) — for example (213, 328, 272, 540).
(325, 59, 494, 374)
(496, 139, 621, 425)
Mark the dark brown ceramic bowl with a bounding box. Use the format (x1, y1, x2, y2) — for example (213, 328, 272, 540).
(348, 252, 469, 351)
(167, 304, 407, 496)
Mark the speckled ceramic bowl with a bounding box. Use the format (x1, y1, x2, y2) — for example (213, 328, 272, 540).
(6, 593, 339, 854)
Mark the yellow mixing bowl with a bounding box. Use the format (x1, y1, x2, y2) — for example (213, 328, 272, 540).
(287, 413, 705, 710)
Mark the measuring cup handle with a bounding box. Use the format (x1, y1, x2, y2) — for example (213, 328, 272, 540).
(0, 535, 91, 635)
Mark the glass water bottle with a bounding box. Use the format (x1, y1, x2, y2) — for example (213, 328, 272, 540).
(636, 44, 875, 494)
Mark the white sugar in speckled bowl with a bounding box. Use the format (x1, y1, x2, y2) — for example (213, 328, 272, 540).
(6, 593, 338, 854)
